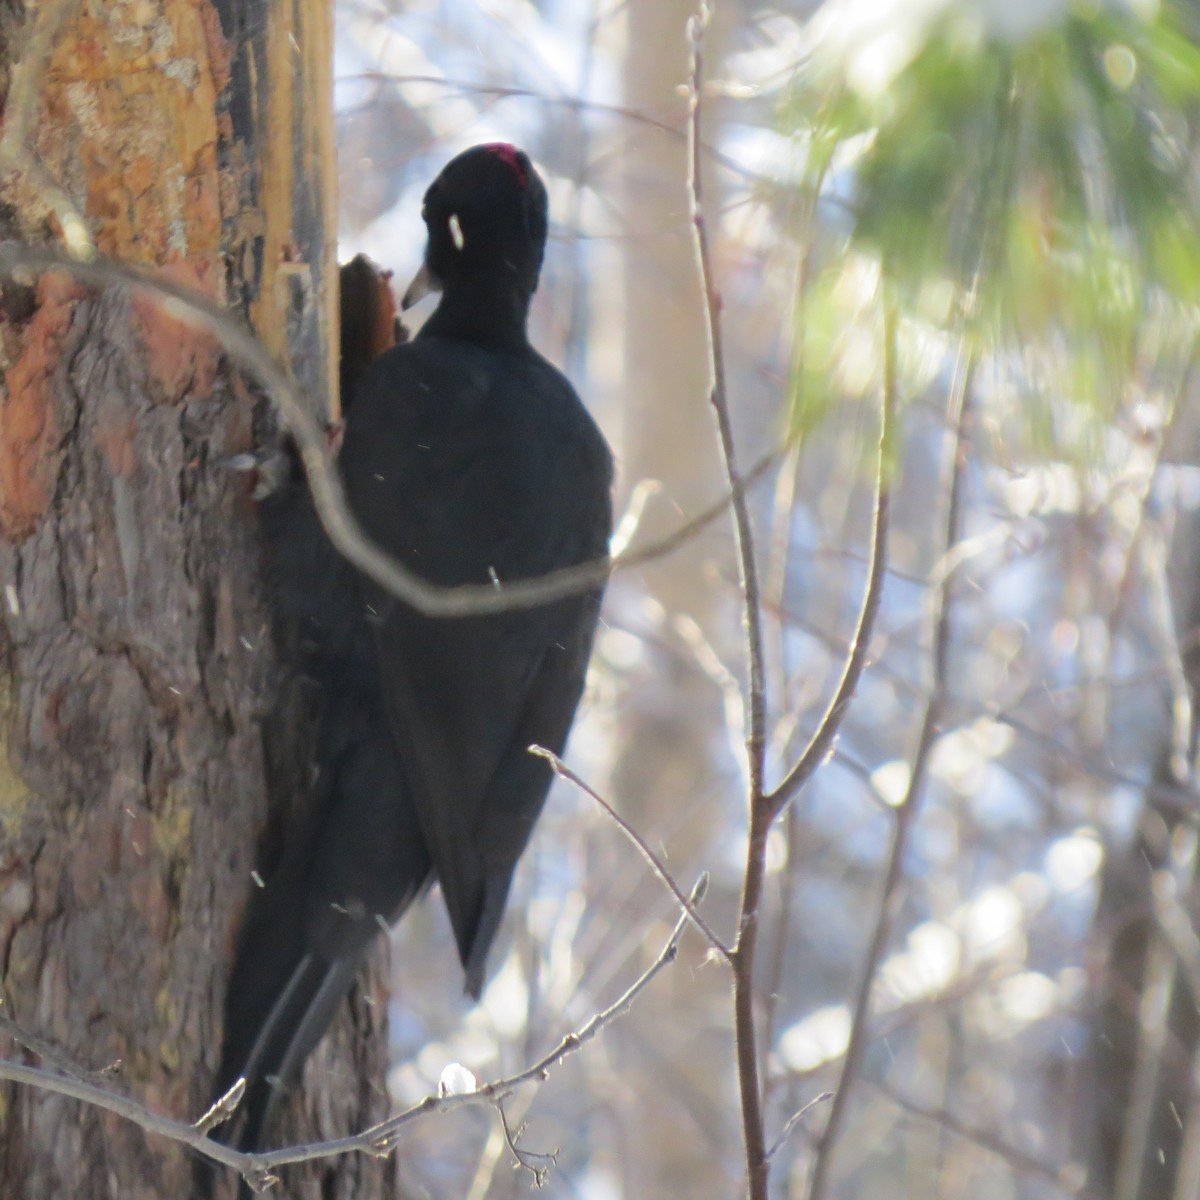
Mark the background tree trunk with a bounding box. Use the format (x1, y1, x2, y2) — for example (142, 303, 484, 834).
(608, 3, 741, 1193)
(1083, 391, 1200, 1200)
(0, 3, 393, 1196)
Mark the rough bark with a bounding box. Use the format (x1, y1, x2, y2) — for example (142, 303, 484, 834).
(0, 3, 390, 1196)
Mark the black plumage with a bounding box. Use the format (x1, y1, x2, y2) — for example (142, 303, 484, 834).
(211, 144, 613, 1163)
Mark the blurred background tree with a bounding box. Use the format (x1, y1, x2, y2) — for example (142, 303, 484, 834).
(333, 1, 1200, 1197)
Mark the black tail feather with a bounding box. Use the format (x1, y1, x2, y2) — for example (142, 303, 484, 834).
(206, 693, 429, 1196)
(231, 952, 363, 1155)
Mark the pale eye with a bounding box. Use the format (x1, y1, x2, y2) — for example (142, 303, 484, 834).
(448, 213, 465, 251)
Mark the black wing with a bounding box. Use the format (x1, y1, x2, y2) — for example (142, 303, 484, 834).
(341, 337, 612, 993)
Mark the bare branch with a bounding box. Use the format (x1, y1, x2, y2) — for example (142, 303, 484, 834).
(806, 320, 976, 1200)
(343, 73, 778, 187)
(766, 1091, 833, 1161)
(0, 886, 699, 1187)
(687, 4, 767, 801)
(531, 747, 730, 960)
(267, 886, 700, 1171)
(0, 1057, 253, 1175)
(0, 1011, 120, 1087)
(497, 1101, 558, 1188)
(766, 384, 895, 816)
(0, 243, 776, 617)
(876, 1084, 1098, 1199)
(619, 447, 780, 571)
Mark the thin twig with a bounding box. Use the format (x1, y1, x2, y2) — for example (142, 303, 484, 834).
(0, 1012, 121, 1087)
(0, 1058, 253, 1174)
(350, 76, 686, 145)
(496, 1100, 558, 1188)
(805, 318, 975, 1200)
(531, 747, 729, 960)
(0, 243, 776, 618)
(766, 417, 895, 816)
(0, 885, 698, 1186)
(876, 1084, 1098, 1199)
(1102, 333, 1199, 660)
(614, 445, 779, 574)
(766, 1091, 833, 1160)
(687, 4, 767, 799)
(763, 142, 859, 1080)
(342, 73, 775, 186)
(279, 886, 700, 1170)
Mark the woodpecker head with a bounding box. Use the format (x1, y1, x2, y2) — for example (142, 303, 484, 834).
(402, 143, 548, 310)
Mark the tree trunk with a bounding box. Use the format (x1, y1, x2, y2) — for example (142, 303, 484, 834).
(1082, 396, 1200, 1200)
(609, 4, 741, 1195)
(0, 3, 392, 1196)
